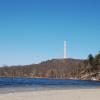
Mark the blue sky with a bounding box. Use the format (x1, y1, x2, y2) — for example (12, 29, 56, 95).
(0, 0, 100, 66)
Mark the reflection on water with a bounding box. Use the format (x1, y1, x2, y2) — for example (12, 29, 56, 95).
(0, 77, 100, 93)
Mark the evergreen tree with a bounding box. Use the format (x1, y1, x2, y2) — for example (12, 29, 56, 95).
(95, 52, 100, 65)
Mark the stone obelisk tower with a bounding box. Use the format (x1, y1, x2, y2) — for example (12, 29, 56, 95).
(64, 40, 67, 59)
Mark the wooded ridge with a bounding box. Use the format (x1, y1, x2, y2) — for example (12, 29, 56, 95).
(0, 52, 100, 80)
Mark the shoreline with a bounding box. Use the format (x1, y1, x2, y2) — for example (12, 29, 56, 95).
(0, 77, 100, 83)
(0, 85, 100, 94)
(0, 77, 100, 81)
(0, 89, 100, 100)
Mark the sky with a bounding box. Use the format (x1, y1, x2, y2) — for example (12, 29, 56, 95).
(0, 0, 100, 66)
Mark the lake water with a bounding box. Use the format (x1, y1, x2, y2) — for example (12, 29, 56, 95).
(0, 77, 100, 93)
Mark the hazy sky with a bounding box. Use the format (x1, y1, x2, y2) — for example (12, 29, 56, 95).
(0, 0, 100, 66)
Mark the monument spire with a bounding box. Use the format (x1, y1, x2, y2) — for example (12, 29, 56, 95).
(64, 40, 67, 59)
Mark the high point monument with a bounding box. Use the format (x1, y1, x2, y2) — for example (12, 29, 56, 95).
(64, 40, 67, 59)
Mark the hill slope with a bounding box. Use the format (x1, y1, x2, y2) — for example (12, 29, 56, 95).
(0, 58, 100, 80)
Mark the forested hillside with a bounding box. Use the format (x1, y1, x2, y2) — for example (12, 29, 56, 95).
(0, 52, 100, 80)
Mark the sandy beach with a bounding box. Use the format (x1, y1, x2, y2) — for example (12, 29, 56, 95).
(0, 89, 100, 100)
